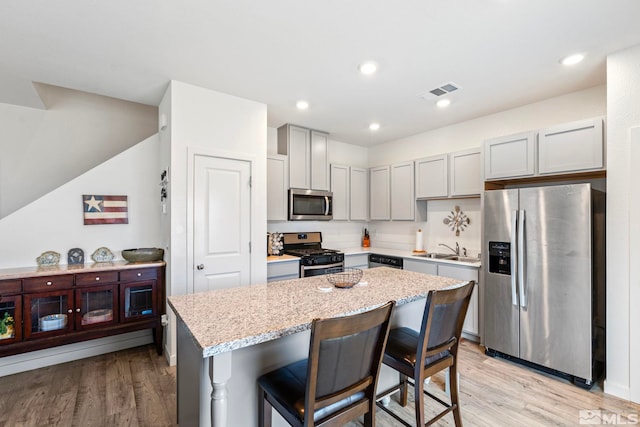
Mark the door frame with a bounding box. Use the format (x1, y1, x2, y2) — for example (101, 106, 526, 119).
(186, 147, 256, 293)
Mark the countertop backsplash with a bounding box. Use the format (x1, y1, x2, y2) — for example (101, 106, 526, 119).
(267, 198, 481, 257)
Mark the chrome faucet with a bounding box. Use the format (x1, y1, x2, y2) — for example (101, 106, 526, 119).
(439, 242, 460, 255)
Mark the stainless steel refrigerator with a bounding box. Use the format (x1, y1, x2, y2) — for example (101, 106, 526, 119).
(483, 183, 605, 387)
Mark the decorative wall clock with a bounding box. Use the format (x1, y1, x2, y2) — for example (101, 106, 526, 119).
(443, 205, 470, 236)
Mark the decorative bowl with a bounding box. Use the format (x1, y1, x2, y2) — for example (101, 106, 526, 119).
(82, 309, 113, 325)
(325, 267, 363, 289)
(39, 314, 67, 332)
(121, 248, 164, 263)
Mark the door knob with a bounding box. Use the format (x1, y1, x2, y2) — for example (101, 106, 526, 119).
(197, 264, 204, 270)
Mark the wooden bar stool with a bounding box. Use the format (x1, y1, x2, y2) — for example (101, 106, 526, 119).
(377, 281, 474, 426)
(257, 301, 395, 427)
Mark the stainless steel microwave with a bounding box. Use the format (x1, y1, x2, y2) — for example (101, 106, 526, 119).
(288, 189, 333, 221)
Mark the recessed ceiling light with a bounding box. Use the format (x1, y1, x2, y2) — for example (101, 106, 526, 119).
(560, 53, 585, 66)
(359, 62, 378, 75)
(436, 99, 451, 108)
(369, 122, 380, 131)
(296, 100, 309, 110)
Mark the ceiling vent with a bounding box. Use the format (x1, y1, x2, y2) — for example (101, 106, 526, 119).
(421, 82, 461, 99)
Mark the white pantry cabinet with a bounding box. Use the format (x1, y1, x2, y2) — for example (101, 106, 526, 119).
(390, 161, 415, 220)
(277, 124, 329, 190)
(330, 164, 350, 221)
(370, 166, 391, 220)
(415, 155, 448, 199)
(449, 148, 481, 197)
(350, 167, 368, 221)
(484, 131, 537, 180)
(267, 155, 288, 221)
(538, 117, 604, 175)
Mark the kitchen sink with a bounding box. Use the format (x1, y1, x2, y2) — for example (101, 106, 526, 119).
(414, 253, 479, 263)
(415, 252, 455, 259)
(446, 256, 480, 263)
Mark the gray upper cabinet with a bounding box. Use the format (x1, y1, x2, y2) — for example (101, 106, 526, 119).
(415, 148, 481, 199)
(331, 164, 368, 221)
(330, 164, 349, 221)
(484, 131, 537, 180)
(350, 167, 368, 221)
(415, 155, 448, 199)
(277, 124, 329, 190)
(538, 117, 604, 175)
(267, 154, 288, 221)
(484, 116, 605, 181)
(369, 165, 390, 220)
(390, 161, 415, 220)
(310, 130, 329, 191)
(449, 148, 481, 197)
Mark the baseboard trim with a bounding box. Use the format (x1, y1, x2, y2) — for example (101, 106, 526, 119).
(0, 329, 153, 377)
(604, 379, 631, 401)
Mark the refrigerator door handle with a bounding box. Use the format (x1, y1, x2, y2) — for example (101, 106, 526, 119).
(510, 210, 519, 306)
(518, 209, 527, 307)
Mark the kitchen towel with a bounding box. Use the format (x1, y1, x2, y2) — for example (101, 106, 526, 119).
(415, 229, 424, 252)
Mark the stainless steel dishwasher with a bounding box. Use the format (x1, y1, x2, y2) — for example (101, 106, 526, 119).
(368, 253, 403, 269)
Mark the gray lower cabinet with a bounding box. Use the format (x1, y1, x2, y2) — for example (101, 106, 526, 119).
(344, 253, 369, 269)
(404, 259, 480, 340)
(267, 260, 299, 282)
(403, 259, 438, 275)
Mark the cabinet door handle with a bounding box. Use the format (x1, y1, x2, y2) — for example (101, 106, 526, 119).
(67, 309, 73, 314)
(197, 264, 204, 270)
(46, 281, 53, 286)
(137, 273, 142, 277)
(95, 277, 100, 281)
(76, 308, 81, 313)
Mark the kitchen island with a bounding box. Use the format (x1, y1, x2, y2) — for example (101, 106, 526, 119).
(168, 267, 461, 427)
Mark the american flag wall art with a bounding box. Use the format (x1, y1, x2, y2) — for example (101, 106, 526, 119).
(83, 195, 129, 225)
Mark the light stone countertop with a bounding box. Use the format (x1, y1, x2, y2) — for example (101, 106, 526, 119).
(0, 260, 166, 280)
(168, 266, 462, 358)
(340, 246, 482, 268)
(266, 254, 299, 263)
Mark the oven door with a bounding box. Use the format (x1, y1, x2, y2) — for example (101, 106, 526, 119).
(301, 262, 344, 278)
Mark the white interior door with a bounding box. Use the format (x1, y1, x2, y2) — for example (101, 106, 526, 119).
(193, 155, 251, 293)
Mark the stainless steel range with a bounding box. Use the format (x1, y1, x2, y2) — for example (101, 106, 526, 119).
(282, 232, 344, 277)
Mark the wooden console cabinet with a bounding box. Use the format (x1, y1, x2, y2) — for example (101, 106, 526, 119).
(0, 261, 165, 358)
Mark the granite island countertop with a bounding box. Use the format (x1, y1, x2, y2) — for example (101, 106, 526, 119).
(168, 266, 462, 358)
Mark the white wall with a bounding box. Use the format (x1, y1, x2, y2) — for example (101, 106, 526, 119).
(0, 134, 162, 375)
(0, 134, 162, 268)
(161, 81, 267, 364)
(605, 44, 640, 402)
(0, 84, 158, 218)
(369, 85, 606, 167)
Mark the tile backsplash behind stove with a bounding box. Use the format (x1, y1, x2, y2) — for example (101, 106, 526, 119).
(267, 198, 480, 256)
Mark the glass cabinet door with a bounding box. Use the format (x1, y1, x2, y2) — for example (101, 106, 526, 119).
(76, 285, 118, 329)
(0, 295, 21, 344)
(120, 280, 157, 321)
(24, 290, 74, 338)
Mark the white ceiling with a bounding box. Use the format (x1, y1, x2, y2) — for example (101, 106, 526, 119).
(2, 1, 640, 146)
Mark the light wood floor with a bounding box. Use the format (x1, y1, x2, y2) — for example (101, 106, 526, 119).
(1, 341, 639, 426)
